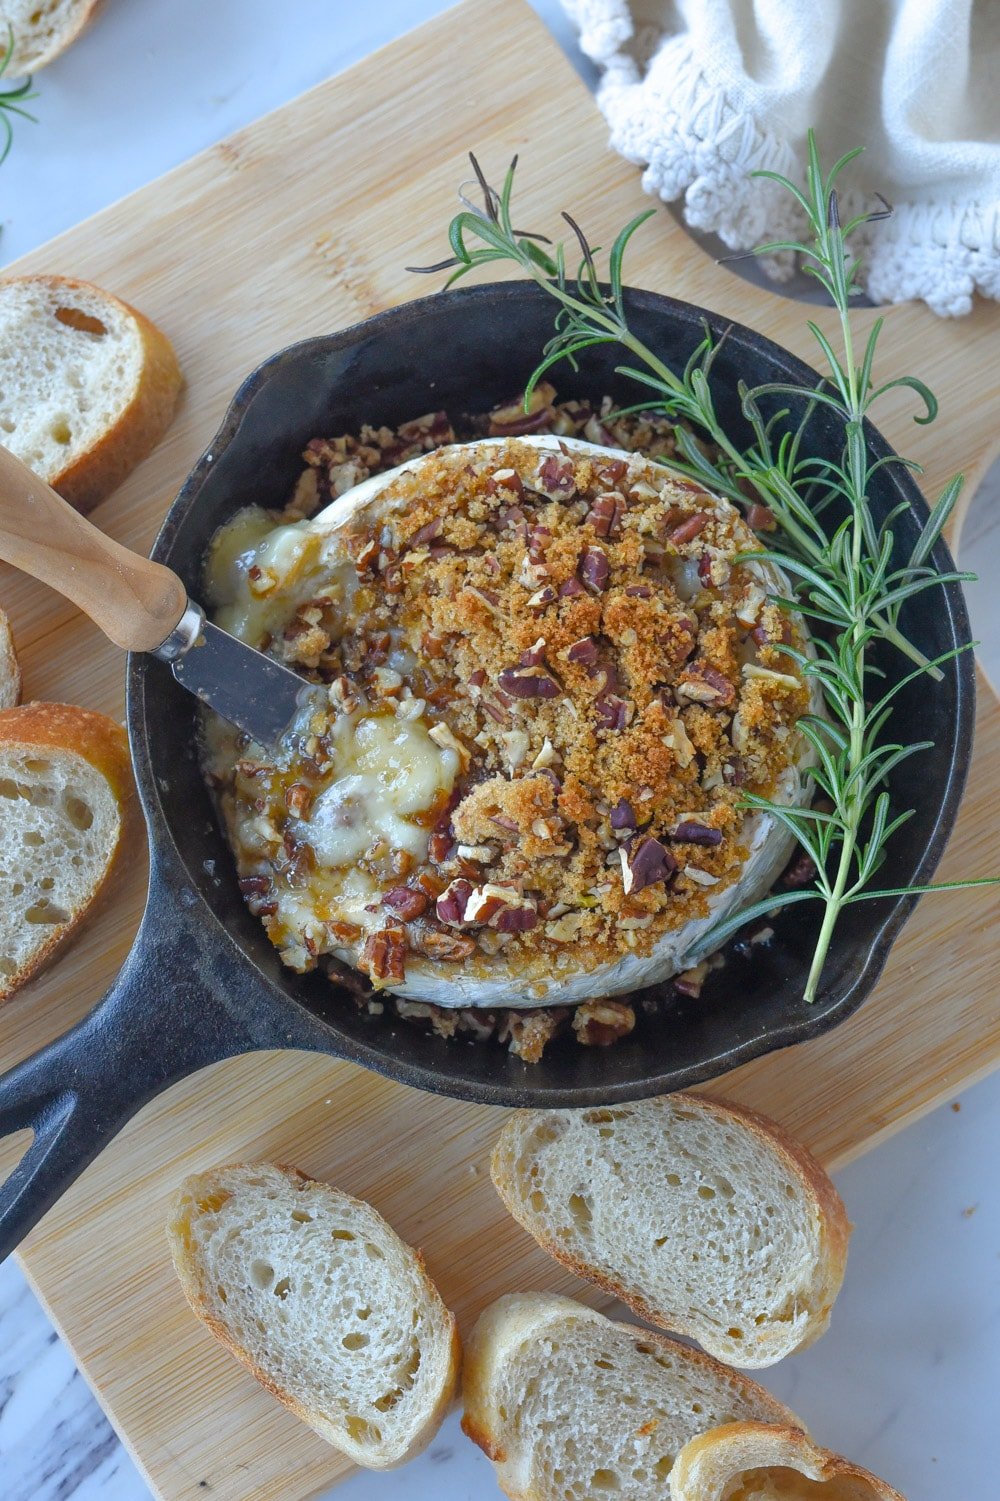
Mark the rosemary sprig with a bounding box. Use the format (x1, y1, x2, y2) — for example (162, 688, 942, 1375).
(410, 138, 994, 1002)
(0, 25, 38, 168)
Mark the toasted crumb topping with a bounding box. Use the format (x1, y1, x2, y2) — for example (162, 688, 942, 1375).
(203, 390, 813, 1061)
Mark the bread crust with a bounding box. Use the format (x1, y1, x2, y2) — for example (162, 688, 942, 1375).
(0, 274, 182, 513)
(167, 1161, 461, 1469)
(0, 701, 136, 1001)
(669, 1421, 906, 1500)
(461, 1293, 801, 1501)
(6, 1, 105, 74)
(491, 1092, 852, 1367)
(0, 607, 20, 708)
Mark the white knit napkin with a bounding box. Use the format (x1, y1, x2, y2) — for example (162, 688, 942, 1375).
(563, 0, 1000, 315)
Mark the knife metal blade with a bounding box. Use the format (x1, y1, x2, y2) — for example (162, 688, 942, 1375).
(158, 603, 325, 748)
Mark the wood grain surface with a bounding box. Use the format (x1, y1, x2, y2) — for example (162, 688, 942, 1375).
(1, 1, 999, 1497)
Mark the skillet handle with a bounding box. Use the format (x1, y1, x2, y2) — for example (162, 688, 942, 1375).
(0, 880, 258, 1264)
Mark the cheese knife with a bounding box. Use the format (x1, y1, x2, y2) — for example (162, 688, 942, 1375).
(0, 445, 323, 748)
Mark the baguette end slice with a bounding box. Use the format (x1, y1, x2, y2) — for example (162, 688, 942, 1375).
(0, 701, 135, 1001)
(0, 274, 182, 513)
(462, 1293, 800, 1501)
(167, 1162, 460, 1469)
(491, 1094, 851, 1369)
(669, 1421, 906, 1500)
(0, 607, 20, 708)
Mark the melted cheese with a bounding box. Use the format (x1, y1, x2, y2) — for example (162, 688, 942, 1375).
(292, 711, 460, 871)
(204, 505, 354, 646)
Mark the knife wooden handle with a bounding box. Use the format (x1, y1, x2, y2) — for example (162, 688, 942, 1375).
(0, 445, 187, 653)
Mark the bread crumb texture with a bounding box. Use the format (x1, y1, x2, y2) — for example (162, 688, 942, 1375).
(0, 274, 181, 510)
(492, 1093, 851, 1367)
(0, 702, 132, 1000)
(167, 1162, 459, 1468)
(462, 1294, 798, 1501)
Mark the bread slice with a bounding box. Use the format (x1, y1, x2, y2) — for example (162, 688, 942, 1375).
(0, 701, 134, 1001)
(167, 1162, 461, 1469)
(491, 1094, 851, 1368)
(670, 1422, 906, 1500)
(0, 275, 181, 512)
(462, 1294, 800, 1501)
(0, 606, 19, 707)
(1, 1, 103, 75)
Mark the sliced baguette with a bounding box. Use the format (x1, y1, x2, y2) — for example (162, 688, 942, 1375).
(167, 1162, 461, 1469)
(1, 1, 103, 75)
(0, 606, 19, 707)
(0, 701, 134, 1001)
(491, 1094, 851, 1368)
(670, 1421, 906, 1500)
(462, 1293, 800, 1501)
(0, 275, 182, 512)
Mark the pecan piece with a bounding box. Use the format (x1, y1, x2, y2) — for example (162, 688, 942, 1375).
(436, 879, 474, 925)
(664, 512, 709, 546)
(382, 886, 430, 921)
(498, 666, 560, 699)
(572, 999, 636, 1047)
(585, 492, 625, 538)
(566, 635, 600, 666)
(671, 820, 723, 847)
(486, 467, 525, 500)
(358, 926, 407, 988)
(535, 454, 576, 499)
(609, 798, 636, 831)
(410, 516, 443, 546)
(621, 835, 677, 895)
(676, 662, 736, 708)
(415, 928, 478, 961)
(580, 547, 610, 593)
(595, 695, 629, 731)
(748, 502, 778, 531)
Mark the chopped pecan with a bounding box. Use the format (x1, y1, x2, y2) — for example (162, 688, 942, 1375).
(580, 547, 610, 593)
(572, 999, 636, 1047)
(486, 467, 525, 500)
(594, 695, 628, 731)
(664, 512, 709, 546)
(358, 927, 407, 988)
(410, 516, 443, 546)
(609, 798, 636, 831)
(566, 635, 600, 666)
(671, 820, 723, 847)
(501, 1008, 567, 1063)
(676, 662, 736, 708)
(382, 886, 430, 921)
(498, 666, 560, 699)
(284, 782, 313, 819)
(535, 454, 576, 499)
(585, 492, 625, 537)
(748, 502, 777, 531)
(415, 928, 478, 961)
(620, 835, 677, 895)
(488, 383, 555, 435)
(436, 879, 473, 925)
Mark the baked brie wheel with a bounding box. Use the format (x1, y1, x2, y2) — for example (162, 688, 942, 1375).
(203, 435, 818, 1009)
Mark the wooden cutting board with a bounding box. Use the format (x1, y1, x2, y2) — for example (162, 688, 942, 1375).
(2, 1, 1000, 1496)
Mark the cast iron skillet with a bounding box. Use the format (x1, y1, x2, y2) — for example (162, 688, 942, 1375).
(0, 285, 974, 1260)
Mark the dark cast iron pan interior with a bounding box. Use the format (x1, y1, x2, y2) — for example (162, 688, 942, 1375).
(0, 284, 975, 1259)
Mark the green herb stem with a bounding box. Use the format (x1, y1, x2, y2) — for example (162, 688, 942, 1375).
(410, 139, 995, 1000)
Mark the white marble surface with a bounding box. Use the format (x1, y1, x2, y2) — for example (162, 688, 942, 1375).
(1, 2, 999, 1498)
